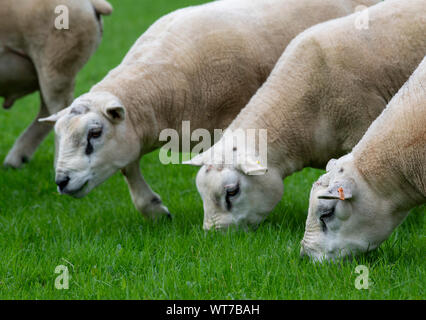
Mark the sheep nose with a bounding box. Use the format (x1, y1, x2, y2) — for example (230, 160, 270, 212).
(56, 175, 70, 192)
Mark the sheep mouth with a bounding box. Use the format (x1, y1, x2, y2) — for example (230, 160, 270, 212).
(64, 180, 89, 198)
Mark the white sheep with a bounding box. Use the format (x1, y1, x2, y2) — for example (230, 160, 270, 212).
(0, 0, 112, 168)
(301, 55, 426, 261)
(39, 0, 375, 219)
(186, 0, 426, 230)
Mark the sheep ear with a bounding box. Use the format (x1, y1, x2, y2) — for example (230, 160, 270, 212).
(239, 157, 268, 176)
(38, 108, 69, 125)
(38, 114, 61, 125)
(102, 103, 125, 123)
(182, 151, 211, 166)
(90, 0, 113, 16)
(318, 180, 354, 201)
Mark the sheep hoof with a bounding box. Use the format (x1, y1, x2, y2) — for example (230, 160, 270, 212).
(3, 152, 28, 169)
(3, 97, 16, 110)
(141, 200, 172, 221)
(167, 212, 173, 220)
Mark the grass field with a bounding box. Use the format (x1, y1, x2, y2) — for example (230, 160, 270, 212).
(0, 0, 424, 299)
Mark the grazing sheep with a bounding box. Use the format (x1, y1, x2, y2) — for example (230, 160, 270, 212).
(39, 0, 376, 219)
(301, 56, 426, 261)
(0, 0, 112, 168)
(186, 0, 426, 230)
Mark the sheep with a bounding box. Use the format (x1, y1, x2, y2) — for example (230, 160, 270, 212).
(38, 0, 377, 219)
(0, 0, 112, 168)
(301, 56, 426, 261)
(186, 0, 426, 230)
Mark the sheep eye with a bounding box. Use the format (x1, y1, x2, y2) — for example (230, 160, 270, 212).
(226, 184, 240, 197)
(224, 184, 240, 211)
(320, 207, 335, 231)
(88, 128, 102, 139)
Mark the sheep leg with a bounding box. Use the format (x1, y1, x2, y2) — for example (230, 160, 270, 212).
(122, 160, 171, 220)
(3, 96, 52, 168)
(4, 63, 75, 168)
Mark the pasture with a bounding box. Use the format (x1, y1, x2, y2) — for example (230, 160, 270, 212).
(0, 0, 424, 299)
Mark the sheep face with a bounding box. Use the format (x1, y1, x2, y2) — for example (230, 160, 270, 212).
(301, 155, 396, 262)
(195, 165, 284, 230)
(39, 92, 140, 198)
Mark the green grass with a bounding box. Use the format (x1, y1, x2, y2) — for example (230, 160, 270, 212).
(0, 0, 424, 299)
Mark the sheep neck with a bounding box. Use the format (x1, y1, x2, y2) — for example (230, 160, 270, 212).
(353, 74, 426, 211)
